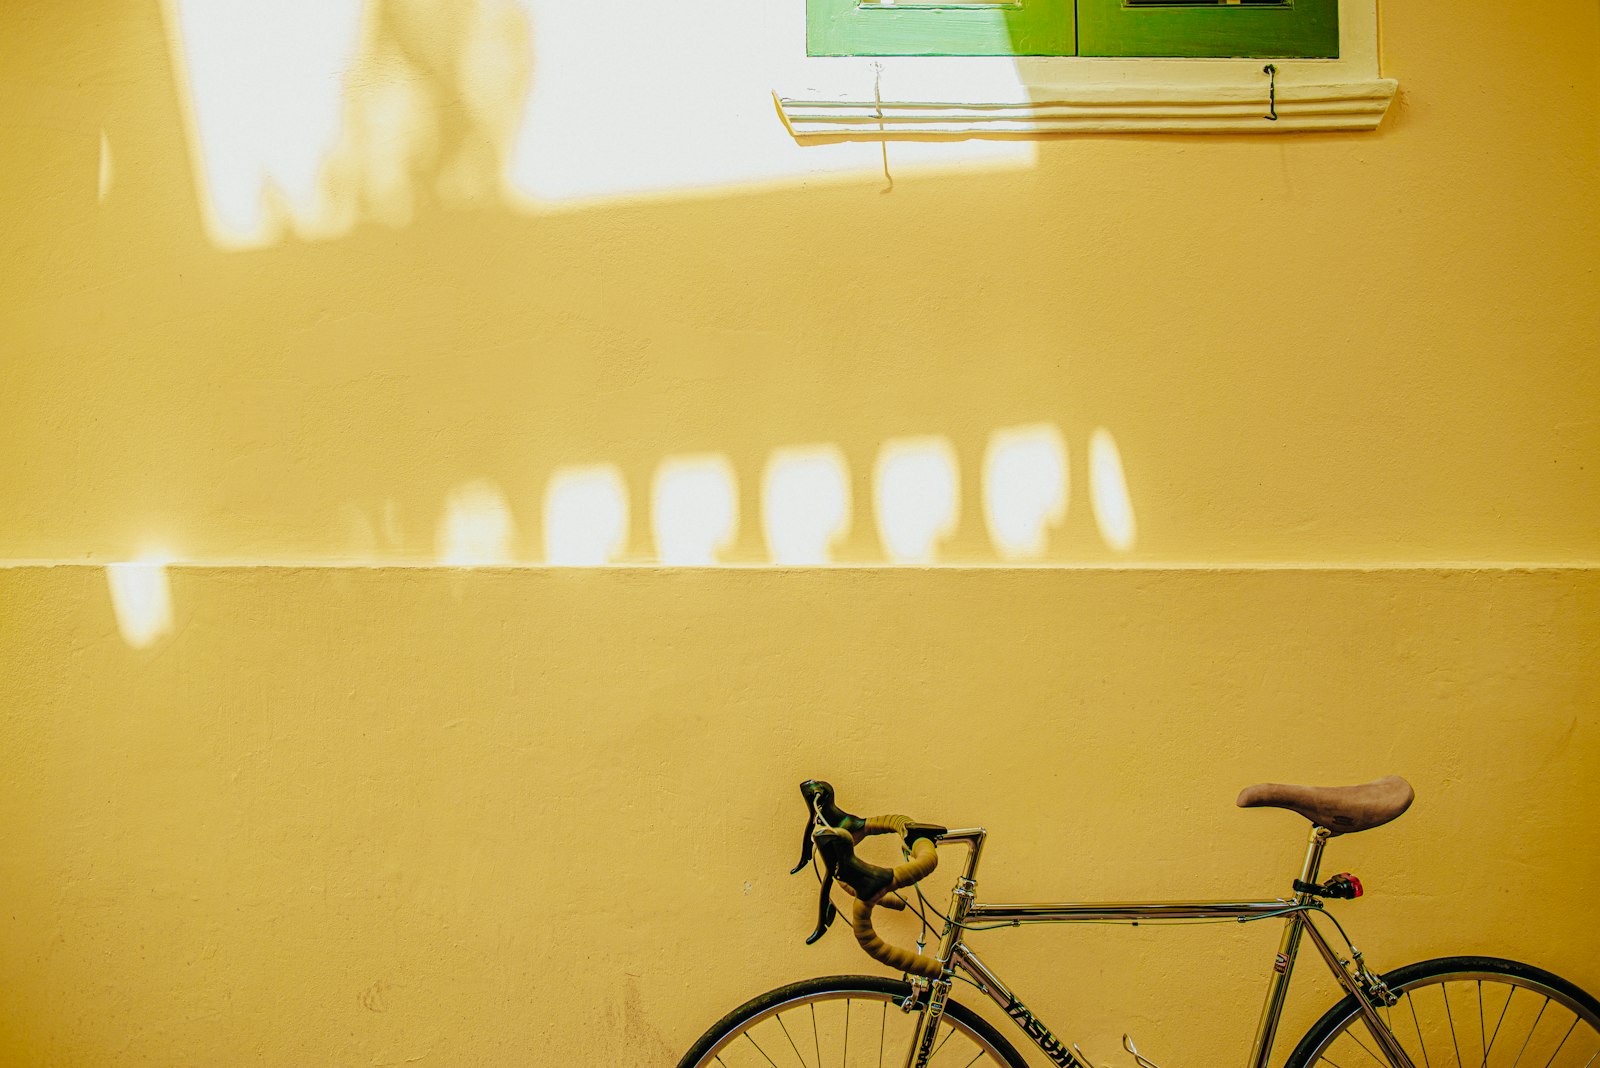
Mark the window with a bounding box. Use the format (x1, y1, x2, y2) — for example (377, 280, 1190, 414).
(777, 0, 1393, 136)
(808, 0, 1337, 59)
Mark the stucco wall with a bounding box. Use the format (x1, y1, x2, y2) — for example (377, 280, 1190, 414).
(1, 0, 1597, 1064)
(2, 567, 1598, 1064)
(2, 0, 1595, 566)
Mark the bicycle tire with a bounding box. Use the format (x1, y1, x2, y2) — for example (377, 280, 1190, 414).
(675, 974, 1030, 1068)
(1286, 955, 1600, 1068)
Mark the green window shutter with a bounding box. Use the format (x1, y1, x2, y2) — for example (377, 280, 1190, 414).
(1077, 0, 1338, 58)
(807, 0, 1075, 57)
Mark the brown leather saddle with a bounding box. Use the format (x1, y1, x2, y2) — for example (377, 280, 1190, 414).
(1236, 775, 1414, 835)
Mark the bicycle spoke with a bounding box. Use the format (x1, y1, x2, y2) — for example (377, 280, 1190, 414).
(1539, 1015, 1578, 1068)
(742, 1030, 783, 1068)
(1486, 985, 1517, 1066)
(1444, 982, 1463, 1066)
(692, 970, 1597, 1068)
(715, 989, 1020, 1068)
(778, 1014, 811, 1068)
(1411, 993, 1434, 1068)
(1480, 982, 1486, 1068)
(1286, 964, 1598, 1068)
(1343, 1019, 1392, 1066)
(1511, 1000, 1551, 1067)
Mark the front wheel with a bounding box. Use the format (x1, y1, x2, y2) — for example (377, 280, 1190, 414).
(675, 975, 1029, 1068)
(1286, 956, 1600, 1068)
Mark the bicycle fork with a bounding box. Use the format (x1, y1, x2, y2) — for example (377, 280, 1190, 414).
(906, 948, 1090, 1068)
(902, 871, 976, 1068)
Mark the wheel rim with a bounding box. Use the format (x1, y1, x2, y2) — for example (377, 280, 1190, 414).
(691, 987, 1016, 1068)
(1300, 970, 1600, 1067)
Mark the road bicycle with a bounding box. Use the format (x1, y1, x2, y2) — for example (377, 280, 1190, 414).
(676, 776, 1599, 1068)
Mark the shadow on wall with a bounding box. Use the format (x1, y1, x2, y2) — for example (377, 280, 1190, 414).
(162, 0, 1034, 246)
(7, 0, 1163, 604)
(192, 2, 1125, 568)
(165, 0, 533, 246)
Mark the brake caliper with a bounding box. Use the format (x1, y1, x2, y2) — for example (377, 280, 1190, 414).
(1352, 948, 1400, 1008)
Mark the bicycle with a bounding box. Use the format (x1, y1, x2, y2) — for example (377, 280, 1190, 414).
(676, 776, 1600, 1068)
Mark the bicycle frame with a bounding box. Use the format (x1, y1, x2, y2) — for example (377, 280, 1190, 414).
(897, 825, 1417, 1068)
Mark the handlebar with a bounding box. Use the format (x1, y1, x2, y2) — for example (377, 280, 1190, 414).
(795, 780, 949, 979)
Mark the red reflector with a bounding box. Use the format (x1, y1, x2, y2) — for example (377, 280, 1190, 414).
(1347, 875, 1364, 898)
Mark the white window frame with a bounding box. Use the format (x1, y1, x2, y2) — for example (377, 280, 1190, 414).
(775, 0, 1395, 136)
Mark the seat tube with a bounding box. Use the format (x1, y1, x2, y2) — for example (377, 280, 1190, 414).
(1246, 826, 1329, 1068)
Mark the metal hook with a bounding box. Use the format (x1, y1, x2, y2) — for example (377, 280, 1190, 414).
(1122, 1034, 1164, 1068)
(1263, 64, 1279, 121)
(1072, 1043, 1112, 1068)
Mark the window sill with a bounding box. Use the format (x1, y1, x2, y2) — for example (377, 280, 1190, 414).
(776, 59, 1397, 137)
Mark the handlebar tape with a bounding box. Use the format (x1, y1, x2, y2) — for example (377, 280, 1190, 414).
(851, 895, 943, 979)
(849, 819, 944, 978)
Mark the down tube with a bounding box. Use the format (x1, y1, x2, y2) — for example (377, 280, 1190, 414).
(953, 945, 1089, 1068)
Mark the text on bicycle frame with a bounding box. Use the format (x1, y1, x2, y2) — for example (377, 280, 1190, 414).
(1004, 996, 1084, 1067)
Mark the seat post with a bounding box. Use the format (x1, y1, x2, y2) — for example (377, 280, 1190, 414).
(1295, 824, 1332, 898)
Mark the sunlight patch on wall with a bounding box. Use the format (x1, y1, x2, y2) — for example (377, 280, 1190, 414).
(436, 481, 518, 565)
(72, 421, 1139, 568)
(762, 445, 851, 566)
(983, 423, 1068, 561)
(544, 465, 629, 566)
(506, 2, 1034, 207)
(652, 455, 739, 566)
(98, 132, 114, 204)
(163, 0, 364, 248)
(875, 437, 960, 565)
(161, 0, 1033, 247)
(106, 559, 175, 649)
(1089, 428, 1137, 553)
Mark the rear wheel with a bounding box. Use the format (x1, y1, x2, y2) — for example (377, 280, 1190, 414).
(1287, 956, 1600, 1068)
(676, 975, 1029, 1068)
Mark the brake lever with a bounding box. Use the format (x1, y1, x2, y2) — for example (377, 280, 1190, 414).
(805, 870, 839, 944)
(790, 817, 816, 875)
(793, 780, 879, 944)
(813, 826, 894, 903)
(792, 779, 865, 875)
(805, 826, 885, 945)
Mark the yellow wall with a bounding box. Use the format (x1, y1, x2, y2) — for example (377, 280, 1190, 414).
(2, 0, 1596, 567)
(2, 567, 1598, 1065)
(1, 0, 1597, 1064)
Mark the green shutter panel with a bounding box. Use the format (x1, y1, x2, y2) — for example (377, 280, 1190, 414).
(807, 0, 1075, 57)
(1077, 0, 1338, 58)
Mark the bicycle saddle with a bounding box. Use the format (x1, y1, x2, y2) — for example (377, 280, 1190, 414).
(1236, 775, 1413, 835)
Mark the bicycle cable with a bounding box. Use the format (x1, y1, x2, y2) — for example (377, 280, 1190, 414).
(909, 882, 1329, 933)
(818, 832, 1337, 943)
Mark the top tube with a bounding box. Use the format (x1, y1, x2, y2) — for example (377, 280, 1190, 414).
(965, 900, 1296, 923)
